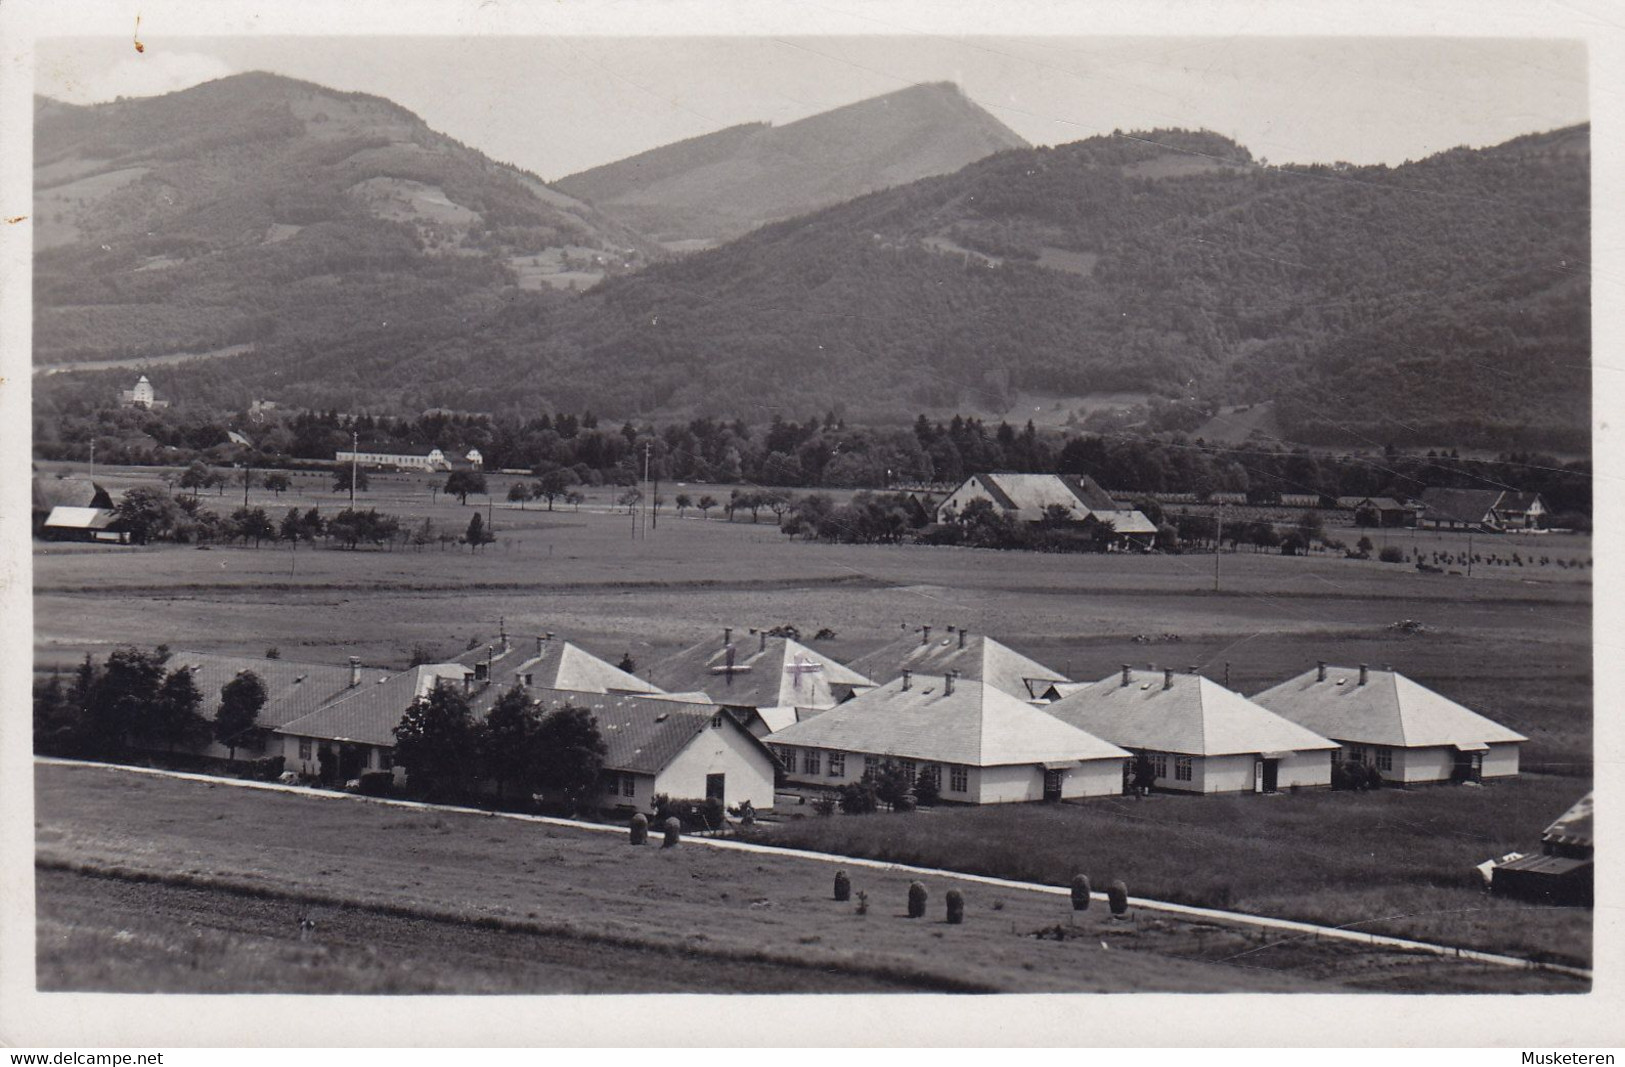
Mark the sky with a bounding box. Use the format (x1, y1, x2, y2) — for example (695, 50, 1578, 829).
(33, 33, 1587, 181)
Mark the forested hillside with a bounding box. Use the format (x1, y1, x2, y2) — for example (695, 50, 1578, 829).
(34, 75, 1588, 452)
(34, 72, 656, 369)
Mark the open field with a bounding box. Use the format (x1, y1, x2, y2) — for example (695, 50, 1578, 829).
(37, 464, 1592, 776)
(763, 775, 1592, 967)
(33, 762, 1584, 993)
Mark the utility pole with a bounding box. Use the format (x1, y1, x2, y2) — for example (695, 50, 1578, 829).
(243, 464, 251, 507)
(1467, 531, 1474, 578)
(88, 439, 95, 483)
(349, 429, 358, 508)
(1213, 503, 1224, 592)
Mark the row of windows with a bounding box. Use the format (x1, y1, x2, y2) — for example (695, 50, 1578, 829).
(1342, 746, 1394, 771)
(776, 746, 971, 793)
(606, 772, 638, 798)
(295, 738, 389, 771)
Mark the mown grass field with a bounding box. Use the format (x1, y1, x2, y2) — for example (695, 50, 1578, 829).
(34, 762, 1584, 994)
(763, 775, 1592, 967)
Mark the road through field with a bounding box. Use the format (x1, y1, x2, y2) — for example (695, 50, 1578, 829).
(37, 758, 1590, 985)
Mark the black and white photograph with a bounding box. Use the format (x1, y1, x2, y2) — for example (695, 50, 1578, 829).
(2, 0, 1617, 1048)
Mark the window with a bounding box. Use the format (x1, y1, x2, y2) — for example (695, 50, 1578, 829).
(299, 738, 312, 761)
(1149, 753, 1168, 779)
(378, 750, 392, 771)
(622, 773, 637, 798)
(1174, 756, 1193, 782)
(1375, 748, 1393, 773)
(949, 765, 969, 793)
(863, 755, 880, 779)
(921, 764, 942, 787)
(899, 760, 917, 778)
(803, 750, 821, 776)
(1344, 745, 1367, 765)
(828, 752, 846, 777)
(711, 712, 724, 729)
(606, 775, 621, 797)
(776, 745, 795, 768)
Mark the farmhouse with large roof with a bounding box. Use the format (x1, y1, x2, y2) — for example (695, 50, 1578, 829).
(935, 472, 1156, 542)
(766, 673, 1130, 803)
(1250, 663, 1526, 782)
(1417, 487, 1546, 531)
(1040, 665, 1339, 794)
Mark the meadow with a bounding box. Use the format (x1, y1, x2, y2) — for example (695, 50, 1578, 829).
(34, 761, 1582, 994)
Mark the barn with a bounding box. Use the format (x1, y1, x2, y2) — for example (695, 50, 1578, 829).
(41, 506, 127, 544)
(1250, 663, 1526, 782)
(765, 672, 1129, 804)
(1040, 665, 1339, 794)
(646, 629, 875, 737)
(850, 627, 1070, 704)
(935, 472, 1155, 546)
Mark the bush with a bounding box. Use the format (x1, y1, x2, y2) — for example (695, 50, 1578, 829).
(811, 793, 837, 817)
(907, 881, 927, 919)
(837, 780, 879, 815)
(834, 870, 851, 902)
(1378, 545, 1405, 564)
(629, 812, 648, 845)
(1071, 874, 1091, 911)
(913, 769, 941, 807)
(356, 771, 394, 796)
(946, 888, 965, 925)
(652, 794, 725, 831)
(661, 817, 681, 848)
(1108, 880, 1129, 917)
(245, 755, 285, 781)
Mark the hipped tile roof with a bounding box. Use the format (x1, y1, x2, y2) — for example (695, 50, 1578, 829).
(1250, 665, 1527, 749)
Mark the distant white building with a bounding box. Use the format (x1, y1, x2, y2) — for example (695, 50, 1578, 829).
(937, 472, 1156, 544)
(335, 446, 451, 472)
(119, 375, 169, 410)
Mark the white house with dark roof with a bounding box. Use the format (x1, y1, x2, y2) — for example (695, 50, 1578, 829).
(765, 673, 1130, 803)
(527, 688, 778, 812)
(1041, 665, 1339, 794)
(1250, 663, 1526, 782)
(1417, 488, 1546, 532)
(275, 661, 469, 782)
(648, 629, 875, 736)
(334, 445, 452, 472)
(850, 628, 1071, 704)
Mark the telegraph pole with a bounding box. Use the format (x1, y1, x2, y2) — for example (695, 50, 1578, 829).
(642, 441, 652, 539)
(1467, 532, 1474, 578)
(349, 429, 359, 508)
(88, 439, 95, 483)
(1213, 503, 1224, 592)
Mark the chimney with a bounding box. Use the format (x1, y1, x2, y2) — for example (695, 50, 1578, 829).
(921, 625, 932, 645)
(1163, 668, 1174, 690)
(1121, 664, 1132, 687)
(1358, 664, 1369, 686)
(535, 635, 544, 655)
(901, 669, 912, 691)
(943, 670, 959, 695)
(1224, 662, 1231, 689)
(723, 627, 733, 647)
(958, 629, 967, 650)
(1188, 664, 1199, 675)
(462, 672, 473, 694)
(348, 656, 361, 688)
(760, 631, 767, 653)
(499, 617, 509, 653)
(1317, 661, 1327, 682)
(515, 670, 527, 689)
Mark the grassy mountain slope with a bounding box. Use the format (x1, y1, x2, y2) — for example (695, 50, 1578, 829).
(33, 72, 658, 372)
(554, 82, 1030, 246)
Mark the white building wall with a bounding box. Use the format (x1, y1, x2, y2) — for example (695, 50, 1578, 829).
(1483, 742, 1520, 778)
(973, 764, 1045, 803)
(1195, 753, 1255, 794)
(1397, 745, 1456, 783)
(1278, 749, 1334, 789)
(653, 721, 777, 810)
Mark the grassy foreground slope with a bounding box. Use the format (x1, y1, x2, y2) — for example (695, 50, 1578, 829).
(33, 762, 1581, 993)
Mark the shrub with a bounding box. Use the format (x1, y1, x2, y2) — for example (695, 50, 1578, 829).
(811, 793, 837, 817)
(661, 817, 681, 848)
(246, 755, 284, 781)
(855, 890, 869, 916)
(1378, 545, 1405, 564)
(653, 794, 725, 831)
(913, 769, 941, 807)
(629, 812, 648, 845)
(837, 780, 879, 815)
(945, 888, 965, 925)
(356, 771, 394, 796)
(907, 881, 927, 919)
(1071, 874, 1091, 911)
(834, 870, 851, 902)
(1108, 880, 1129, 917)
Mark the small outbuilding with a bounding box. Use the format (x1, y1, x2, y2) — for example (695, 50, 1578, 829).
(1250, 663, 1526, 782)
(40, 506, 127, 544)
(1492, 793, 1593, 906)
(1041, 665, 1339, 794)
(766, 673, 1130, 803)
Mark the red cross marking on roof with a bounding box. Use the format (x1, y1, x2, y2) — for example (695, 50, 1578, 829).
(785, 654, 824, 691)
